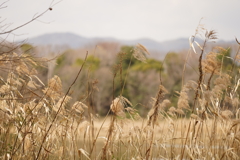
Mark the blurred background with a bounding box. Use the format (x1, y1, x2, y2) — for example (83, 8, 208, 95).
(1, 0, 240, 116)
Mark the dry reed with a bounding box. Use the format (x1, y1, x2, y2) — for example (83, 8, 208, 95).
(1, 26, 240, 160)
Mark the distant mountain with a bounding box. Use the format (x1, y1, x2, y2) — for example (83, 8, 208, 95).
(27, 32, 91, 48)
(26, 32, 237, 59)
(26, 32, 192, 52)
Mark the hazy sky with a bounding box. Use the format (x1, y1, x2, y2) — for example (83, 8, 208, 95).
(2, 0, 240, 42)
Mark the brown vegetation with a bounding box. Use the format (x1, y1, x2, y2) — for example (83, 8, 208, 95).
(1, 2, 240, 159)
(1, 26, 240, 160)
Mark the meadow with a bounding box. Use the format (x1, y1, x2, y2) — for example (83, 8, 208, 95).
(1, 26, 240, 160)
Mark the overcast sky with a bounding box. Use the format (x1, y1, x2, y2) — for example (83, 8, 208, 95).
(1, 0, 240, 42)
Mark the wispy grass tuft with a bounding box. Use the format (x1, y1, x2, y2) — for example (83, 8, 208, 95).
(1, 25, 240, 160)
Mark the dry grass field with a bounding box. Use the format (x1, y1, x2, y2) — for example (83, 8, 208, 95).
(1, 27, 240, 160)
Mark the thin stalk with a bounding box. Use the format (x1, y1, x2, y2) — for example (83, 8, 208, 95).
(180, 121, 192, 160)
(192, 39, 207, 113)
(35, 52, 88, 160)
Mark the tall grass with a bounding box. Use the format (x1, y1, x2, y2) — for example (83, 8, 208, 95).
(1, 28, 240, 160)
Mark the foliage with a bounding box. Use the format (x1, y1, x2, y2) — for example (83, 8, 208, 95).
(56, 54, 66, 68)
(20, 43, 34, 54)
(131, 58, 163, 72)
(75, 55, 100, 71)
(217, 48, 233, 71)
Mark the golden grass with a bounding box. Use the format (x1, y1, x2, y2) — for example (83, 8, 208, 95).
(1, 28, 240, 160)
